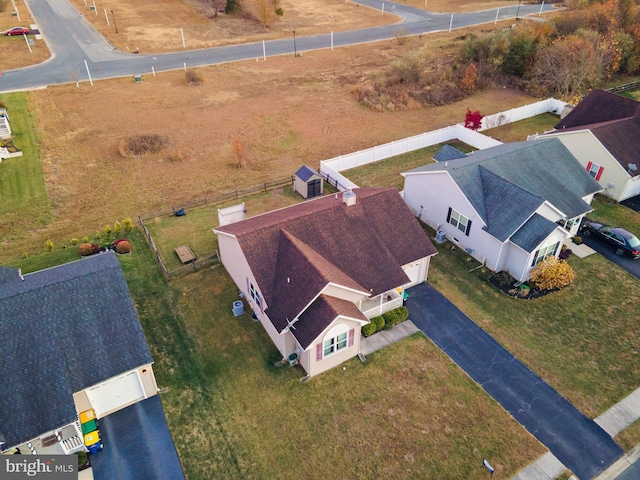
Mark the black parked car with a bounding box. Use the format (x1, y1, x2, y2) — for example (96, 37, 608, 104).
(581, 221, 640, 259)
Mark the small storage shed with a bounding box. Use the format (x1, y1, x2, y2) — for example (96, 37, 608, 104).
(294, 165, 323, 199)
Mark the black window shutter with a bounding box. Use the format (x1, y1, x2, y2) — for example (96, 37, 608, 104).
(531, 250, 539, 267)
(552, 242, 560, 256)
(465, 220, 472, 236)
(446, 207, 452, 223)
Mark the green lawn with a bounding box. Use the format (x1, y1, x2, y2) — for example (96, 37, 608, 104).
(120, 232, 544, 479)
(0, 92, 51, 242)
(142, 186, 307, 270)
(482, 112, 560, 143)
(587, 194, 640, 232)
(618, 419, 640, 451)
(344, 140, 474, 190)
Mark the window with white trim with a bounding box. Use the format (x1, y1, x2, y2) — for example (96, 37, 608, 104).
(322, 324, 349, 358)
(588, 162, 601, 178)
(534, 242, 559, 264)
(324, 333, 347, 357)
(250, 282, 261, 309)
(449, 209, 469, 234)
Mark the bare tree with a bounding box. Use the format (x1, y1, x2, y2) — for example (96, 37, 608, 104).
(531, 34, 605, 100)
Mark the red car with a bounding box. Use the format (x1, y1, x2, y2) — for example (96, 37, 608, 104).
(5, 27, 29, 36)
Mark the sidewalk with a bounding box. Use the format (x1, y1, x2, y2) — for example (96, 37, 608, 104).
(359, 320, 420, 357)
(513, 387, 640, 480)
(564, 238, 596, 258)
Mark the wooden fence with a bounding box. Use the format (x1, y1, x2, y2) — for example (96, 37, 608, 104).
(139, 176, 294, 279)
(606, 81, 640, 94)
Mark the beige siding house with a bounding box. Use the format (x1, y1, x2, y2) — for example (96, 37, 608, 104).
(541, 90, 640, 202)
(214, 187, 437, 378)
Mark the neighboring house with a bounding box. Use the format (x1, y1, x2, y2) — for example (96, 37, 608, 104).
(539, 89, 640, 202)
(213, 187, 437, 378)
(0, 253, 159, 456)
(402, 139, 602, 282)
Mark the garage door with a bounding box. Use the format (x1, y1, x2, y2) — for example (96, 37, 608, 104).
(86, 371, 145, 418)
(403, 263, 423, 287)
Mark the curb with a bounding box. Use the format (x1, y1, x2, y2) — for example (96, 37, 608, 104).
(594, 444, 640, 480)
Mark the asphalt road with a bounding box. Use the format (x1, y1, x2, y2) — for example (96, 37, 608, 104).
(407, 282, 624, 480)
(0, 0, 557, 93)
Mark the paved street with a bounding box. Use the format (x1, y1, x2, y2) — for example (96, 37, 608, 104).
(0, 0, 557, 93)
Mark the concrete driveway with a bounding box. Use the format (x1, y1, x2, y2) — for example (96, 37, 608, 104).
(406, 283, 623, 480)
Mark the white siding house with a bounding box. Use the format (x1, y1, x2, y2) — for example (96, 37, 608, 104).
(402, 139, 602, 282)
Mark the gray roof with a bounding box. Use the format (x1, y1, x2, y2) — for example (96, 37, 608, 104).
(295, 165, 320, 182)
(405, 139, 601, 240)
(0, 252, 152, 448)
(433, 144, 467, 162)
(510, 214, 560, 253)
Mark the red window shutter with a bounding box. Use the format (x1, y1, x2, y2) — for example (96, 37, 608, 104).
(586, 161, 593, 172)
(595, 166, 604, 181)
(316, 343, 323, 361)
(348, 328, 355, 347)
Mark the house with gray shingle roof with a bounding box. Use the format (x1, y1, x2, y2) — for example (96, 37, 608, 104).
(539, 89, 640, 202)
(0, 253, 159, 456)
(214, 187, 437, 378)
(402, 138, 602, 282)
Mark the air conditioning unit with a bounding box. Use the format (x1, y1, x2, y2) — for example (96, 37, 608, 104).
(435, 230, 447, 243)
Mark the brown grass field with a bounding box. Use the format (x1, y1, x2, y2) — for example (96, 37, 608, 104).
(0, 15, 537, 258)
(0, 0, 50, 70)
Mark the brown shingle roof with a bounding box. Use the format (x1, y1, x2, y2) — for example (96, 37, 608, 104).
(217, 187, 436, 333)
(293, 295, 368, 349)
(551, 90, 640, 178)
(555, 89, 640, 129)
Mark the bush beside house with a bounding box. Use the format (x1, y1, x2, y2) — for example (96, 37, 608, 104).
(363, 307, 409, 337)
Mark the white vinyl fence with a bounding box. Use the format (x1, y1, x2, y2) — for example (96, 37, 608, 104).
(480, 98, 566, 131)
(320, 98, 566, 191)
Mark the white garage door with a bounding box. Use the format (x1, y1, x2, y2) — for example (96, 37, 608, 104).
(86, 371, 144, 418)
(403, 263, 423, 286)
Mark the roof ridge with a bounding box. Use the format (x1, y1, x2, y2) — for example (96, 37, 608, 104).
(278, 230, 365, 292)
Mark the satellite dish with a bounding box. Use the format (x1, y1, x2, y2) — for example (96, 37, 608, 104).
(628, 163, 637, 172)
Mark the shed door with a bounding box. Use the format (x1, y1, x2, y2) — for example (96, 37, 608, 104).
(307, 179, 321, 198)
(403, 263, 423, 286)
(86, 371, 145, 418)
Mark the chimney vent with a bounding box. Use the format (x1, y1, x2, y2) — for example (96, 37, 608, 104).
(343, 189, 357, 207)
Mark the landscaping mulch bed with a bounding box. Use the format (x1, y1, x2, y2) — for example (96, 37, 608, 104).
(488, 272, 560, 300)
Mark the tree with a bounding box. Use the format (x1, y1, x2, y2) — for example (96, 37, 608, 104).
(464, 108, 483, 130)
(458, 63, 478, 95)
(530, 34, 605, 100)
(231, 138, 247, 168)
(502, 32, 536, 77)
